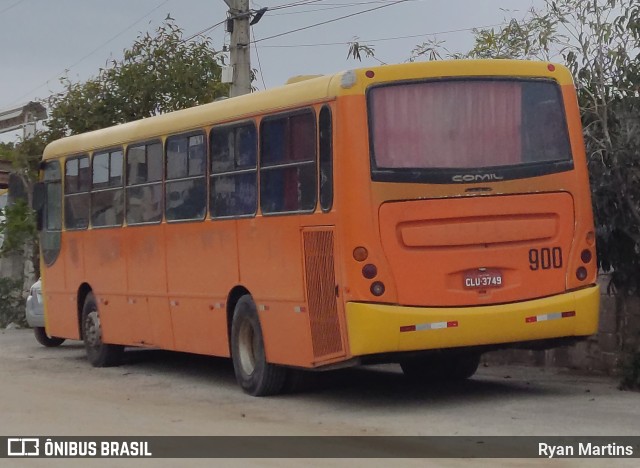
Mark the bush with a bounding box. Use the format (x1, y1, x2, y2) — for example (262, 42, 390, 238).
(0, 277, 26, 328)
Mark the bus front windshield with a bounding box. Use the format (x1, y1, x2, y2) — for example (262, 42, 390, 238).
(368, 79, 572, 182)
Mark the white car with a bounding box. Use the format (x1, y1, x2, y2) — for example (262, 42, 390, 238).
(25, 278, 65, 347)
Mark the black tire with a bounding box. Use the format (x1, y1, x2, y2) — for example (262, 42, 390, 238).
(33, 327, 65, 347)
(82, 292, 123, 367)
(401, 352, 481, 382)
(230, 295, 287, 396)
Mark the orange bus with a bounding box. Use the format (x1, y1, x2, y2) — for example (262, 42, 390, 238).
(36, 60, 599, 395)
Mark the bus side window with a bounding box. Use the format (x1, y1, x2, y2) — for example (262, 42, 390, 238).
(91, 150, 124, 228)
(64, 155, 90, 230)
(210, 122, 257, 218)
(42, 161, 62, 266)
(165, 133, 206, 222)
(126, 142, 163, 225)
(319, 105, 333, 212)
(260, 110, 317, 214)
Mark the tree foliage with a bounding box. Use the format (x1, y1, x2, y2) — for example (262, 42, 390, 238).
(46, 19, 229, 138)
(0, 277, 24, 328)
(1, 17, 229, 312)
(347, 37, 376, 62)
(0, 135, 45, 284)
(466, 0, 640, 292)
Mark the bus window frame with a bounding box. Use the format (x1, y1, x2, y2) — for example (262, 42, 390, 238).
(63, 153, 91, 231)
(90, 146, 125, 229)
(125, 139, 164, 227)
(209, 119, 258, 221)
(259, 107, 318, 217)
(41, 160, 62, 267)
(366, 77, 575, 184)
(318, 104, 334, 213)
(164, 129, 208, 224)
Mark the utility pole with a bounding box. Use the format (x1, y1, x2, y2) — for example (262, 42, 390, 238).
(224, 0, 252, 97)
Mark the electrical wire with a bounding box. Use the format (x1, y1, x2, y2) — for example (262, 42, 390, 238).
(251, 27, 268, 90)
(6, 0, 172, 108)
(267, 0, 417, 15)
(0, 0, 27, 15)
(267, 0, 326, 12)
(259, 22, 508, 48)
(182, 19, 227, 43)
(252, 0, 410, 44)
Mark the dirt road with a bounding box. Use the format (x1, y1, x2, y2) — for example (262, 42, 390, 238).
(0, 328, 638, 467)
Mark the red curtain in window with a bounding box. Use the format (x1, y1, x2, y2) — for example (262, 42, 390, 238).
(372, 81, 522, 169)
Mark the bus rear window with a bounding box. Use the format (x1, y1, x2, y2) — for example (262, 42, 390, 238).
(368, 79, 573, 182)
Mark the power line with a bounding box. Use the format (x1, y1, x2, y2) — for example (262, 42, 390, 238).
(0, 0, 27, 15)
(251, 27, 267, 90)
(267, 0, 326, 12)
(6, 0, 172, 108)
(182, 19, 227, 43)
(268, 0, 417, 14)
(252, 0, 410, 44)
(259, 22, 508, 48)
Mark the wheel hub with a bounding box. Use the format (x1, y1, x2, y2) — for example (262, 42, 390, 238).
(238, 320, 257, 376)
(85, 310, 102, 348)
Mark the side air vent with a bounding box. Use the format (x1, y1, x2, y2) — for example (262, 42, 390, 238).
(303, 229, 344, 359)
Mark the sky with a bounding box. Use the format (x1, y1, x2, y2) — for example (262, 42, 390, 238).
(0, 0, 543, 142)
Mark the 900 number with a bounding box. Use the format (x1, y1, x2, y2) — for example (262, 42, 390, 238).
(529, 247, 563, 271)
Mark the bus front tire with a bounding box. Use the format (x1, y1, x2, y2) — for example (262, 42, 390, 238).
(33, 327, 65, 347)
(231, 295, 287, 396)
(82, 293, 123, 367)
(400, 352, 481, 382)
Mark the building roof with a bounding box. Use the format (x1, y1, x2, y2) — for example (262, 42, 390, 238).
(0, 101, 47, 134)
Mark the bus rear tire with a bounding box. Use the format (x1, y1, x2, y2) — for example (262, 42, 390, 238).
(82, 292, 123, 367)
(33, 327, 65, 347)
(231, 295, 287, 396)
(401, 352, 481, 382)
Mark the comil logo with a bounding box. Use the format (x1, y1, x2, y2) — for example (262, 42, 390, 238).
(452, 173, 504, 183)
(8, 438, 40, 457)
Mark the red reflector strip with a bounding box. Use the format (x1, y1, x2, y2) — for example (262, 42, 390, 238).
(525, 311, 576, 324)
(400, 321, 459, 333)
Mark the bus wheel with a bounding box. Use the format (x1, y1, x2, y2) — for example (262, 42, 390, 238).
(82, 292, 123, 367)
(400, 352, 481, 382)
(231, 295, 287, 396)
(441, 353, 481, 380)
(33, 327, 65, 347)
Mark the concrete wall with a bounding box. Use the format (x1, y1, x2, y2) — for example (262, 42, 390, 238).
(485, 275, 638, 375)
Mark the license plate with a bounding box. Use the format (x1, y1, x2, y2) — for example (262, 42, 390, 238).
(464, 269, 503, 289)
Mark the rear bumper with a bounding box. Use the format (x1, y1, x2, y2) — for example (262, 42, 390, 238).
(345, 286, 599, 357)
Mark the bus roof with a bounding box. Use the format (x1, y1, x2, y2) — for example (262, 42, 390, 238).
(42, 59, 573, 160)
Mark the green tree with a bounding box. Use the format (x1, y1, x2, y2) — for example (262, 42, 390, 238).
(46, 18, 229, 137)
(0, 17, 229, 326)
(418, 0, 640, 386)
(0, 136, 42, 327)
(465, 1, 640, 292)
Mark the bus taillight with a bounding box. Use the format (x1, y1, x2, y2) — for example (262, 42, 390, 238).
(353, 247, 368, 262)
(576, 267, 588, 281)
(362, 264, 377, 279)
(371, 281, 385, 296)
